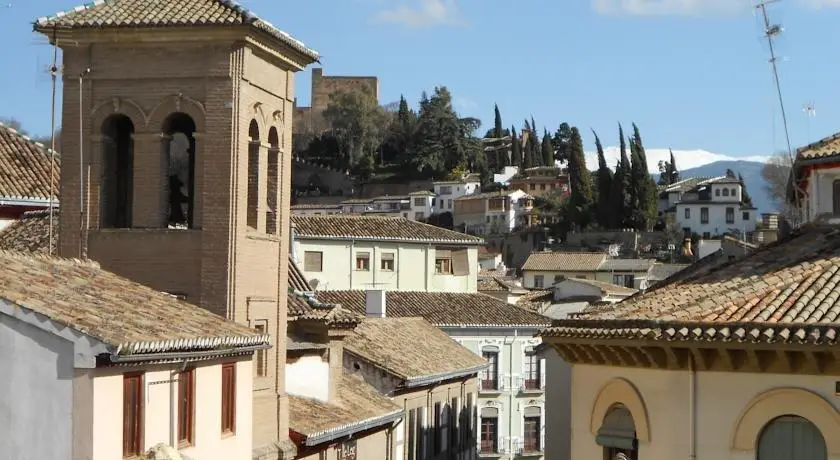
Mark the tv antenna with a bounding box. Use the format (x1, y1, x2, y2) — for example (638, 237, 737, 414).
(803, 101, 816, 143)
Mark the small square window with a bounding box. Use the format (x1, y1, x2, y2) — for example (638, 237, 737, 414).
(355, 252, 370, 271)
(435, 258, 452, 274)
(381, 253, 395, 271)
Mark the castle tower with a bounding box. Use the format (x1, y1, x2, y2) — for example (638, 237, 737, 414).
(34, 1, 318, 457)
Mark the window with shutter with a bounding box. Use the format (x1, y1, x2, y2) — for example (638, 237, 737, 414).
(221, 363, 236, 434)
(303, 251, 323, 272)
(452, 249, 469, 275)
(123, 373, 144, 457)
(178, 368, 195, 446)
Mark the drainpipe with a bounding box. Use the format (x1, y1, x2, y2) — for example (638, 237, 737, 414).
(350, 240, 355, 288)
(170, 360, 189, 448)
(508, 329, 517, 457)
(689, 353, 697, 460)
(425, 244, 430, 291)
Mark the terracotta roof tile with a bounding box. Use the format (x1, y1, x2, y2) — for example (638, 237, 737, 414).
(795, 131, 840, 161)
(521, 251, 605, 272)
(287, 291, 361, 327)
(289, 373, 401, 439)
(0, 209, 57, 255)
(288, 258, 311, 292)
(343, 317, 487, 382)
(313, 290, 551, 328)
(0, 122, 60, 202)
(0, 250, 266, 356)
(515, 289, 553, 312)
(33, 0, 318, 60)
(541, 223, 840, 345)
(291, 215, 484, 245)
(559, 277, 637, 296)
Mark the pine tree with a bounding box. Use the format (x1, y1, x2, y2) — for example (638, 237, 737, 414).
(541, 129, 554, 167)
(669, 149, 679, 184)
(493, 104, 503, 139)
(510, 125, 522, 167)
(593, 130, 613, 229)
(738, 173, 754, 207)
(567, 127, 595, 229)
(552, 123, 573, 165)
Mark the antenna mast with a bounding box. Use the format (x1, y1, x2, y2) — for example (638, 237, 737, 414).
(803, 102, 816, 143)
(48, 28, 58, 256)
(756, 0, 801, 221)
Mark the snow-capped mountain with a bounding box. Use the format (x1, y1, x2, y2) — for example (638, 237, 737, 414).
(583, 147, 770, 172)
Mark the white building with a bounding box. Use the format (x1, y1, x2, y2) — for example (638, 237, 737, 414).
(494, 166, 520, 186)
(291, 192, 436, 221)
(408, 190, 435, 221)
(670, 176, 757, 238)
(0, 251, 265, 460)
(291, 214, 484, 292)
(791, 131, 840, 223)
(312, 289, 553, 460)
(453, 189, 535, 235)
(433, 177, 481, 213)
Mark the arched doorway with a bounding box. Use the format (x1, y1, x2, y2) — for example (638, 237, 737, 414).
(100, 114, 134, 228)
(162, 113, 196, 228)
(757, 415, 827, 460)
(596, 404, 638, 460)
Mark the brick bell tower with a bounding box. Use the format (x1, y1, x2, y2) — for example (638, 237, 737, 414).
(35, 0, 318, 457)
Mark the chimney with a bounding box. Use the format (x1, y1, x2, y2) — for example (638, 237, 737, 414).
(365, 290, 386, 318)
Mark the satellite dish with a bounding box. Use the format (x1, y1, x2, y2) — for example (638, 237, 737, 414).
(309, 279, 320, 291)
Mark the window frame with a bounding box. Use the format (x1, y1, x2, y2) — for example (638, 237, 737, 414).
(742, 211, 750, 221)
(534, 275, 544, 288)
(380, 252, 395, 271)
(123, 372, 144, 458)
(221, 363, 236, 435)
(253, 322, 268, 378)
(480, 416, 498, 453)
(523, 414, 541, 452)
(684, 207, 690, 219)
(435, 257, 453, 274)
(480, 350, 499, 390)
(700, 207, 709, 224)
(726, 207, 735, 224)
(303, 251, 323, 272)
(178, 368, 196, 447)
(355, 252, 371, 271)
(523, 352, 541, 390)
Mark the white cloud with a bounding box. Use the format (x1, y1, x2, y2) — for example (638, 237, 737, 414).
(583, 147, 770, 173)
(591, 0, 749, 16)
(372, 0, 467, 28)
(802, 0, 840, 8)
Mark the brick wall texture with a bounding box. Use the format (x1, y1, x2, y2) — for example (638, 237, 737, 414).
(55, 28, 309, 458)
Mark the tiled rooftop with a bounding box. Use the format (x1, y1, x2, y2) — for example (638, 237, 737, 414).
(313, 290, 551, 328)
(0, 122, 60, 202)
(33, 0, 319, 60)
(542, 222, 840, 345)
(795, 131, 840, 161)
(0, 209, 57, 255)
(288, 258, 311, 292)
(287, 291, 361, 328)
(291, 215, 484, 245)
(289, 373, 401, 439)
(559, 277, 637, 296)
(0, 250, 266, 356)
(343, 317, 487, 382)
(515, 289, 554, 312)
(521, 251, 606, 272)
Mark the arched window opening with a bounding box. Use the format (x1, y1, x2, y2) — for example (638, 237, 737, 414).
(100, 114, 135, 228)
(247, 120, 260, 230)
(267, 127, 280, 235)
(596, 404, 638, 460)
(757, 415, 826, 460)
(163, 113, 196, 229)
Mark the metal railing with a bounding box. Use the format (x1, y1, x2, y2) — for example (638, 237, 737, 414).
(512, 438, 543, 455)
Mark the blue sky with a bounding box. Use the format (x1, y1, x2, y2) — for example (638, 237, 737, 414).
(2, 0, 839, 160)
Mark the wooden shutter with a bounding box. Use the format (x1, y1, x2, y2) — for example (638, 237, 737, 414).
(221, 363, 236, 433)
(452, 249, 469, 276)
(304, 251, 323, 272)
(123, 373, 144, 457)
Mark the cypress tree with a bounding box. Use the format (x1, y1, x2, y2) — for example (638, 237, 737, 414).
(493, 104, 503, 139)
(628, 123, 657, 230)
(668, 149, 679, 184)
(593, 130, 613, 229)
(610, 124, 632, 229)
(510, 125, 522, 167)
(567, 126, 595, 230)
(541, 129, 554, 167)
(739, 173, 754, 207)
(522, 120, 534, 168)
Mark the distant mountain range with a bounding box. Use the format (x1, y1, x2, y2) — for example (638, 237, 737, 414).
(581, 147, 776, 214)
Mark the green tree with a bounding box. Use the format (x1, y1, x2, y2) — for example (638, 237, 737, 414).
(541, 129, 554, 167)
(529, 116, 540, 166)
(522, 120, 534, 168)
(322, 87, 387, 169)
(381, 95, 417, 167)
(566, 126, 595, 230)
(609, 124, 632, 228)
(552, 122, 573, 165)
(409, 87, 484, 180)
(593, 130, 613, 229)
(493, 104, 503, 138)
(628, 123, 658, 230)
(510, 125, 522, 167)
(738, 172, 754, 207)
(657, 149, 680, 186)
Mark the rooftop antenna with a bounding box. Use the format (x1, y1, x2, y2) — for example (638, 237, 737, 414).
(802, 101, 816, 143)
(755, 0, 801, 221)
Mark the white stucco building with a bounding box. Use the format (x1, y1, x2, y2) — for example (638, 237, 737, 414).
(453, 189, 535, 235)
(433, 177, 481, 213)
(291, 214, 484, 292)
(0, 251, 266, 460)
(791, 131, 840, 223)
(669, 176, 757, 238)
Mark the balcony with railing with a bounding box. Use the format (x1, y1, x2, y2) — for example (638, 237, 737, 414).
(479, 377, 504, 393)
(518, 375, 545, 394)
(478, 439, 504, 457)
(512, 438, 543, 457)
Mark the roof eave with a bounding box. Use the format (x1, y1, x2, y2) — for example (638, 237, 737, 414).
(302, 409, 404, 446)
(403, 363, 489, 388)
(295, 235, 484, 246)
